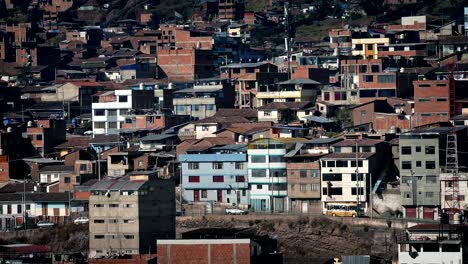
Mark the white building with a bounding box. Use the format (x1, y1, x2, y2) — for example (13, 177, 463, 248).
(319, 139, 385, 216)
(91, 88, 154, 135)
(397, 224, 466, 264)
(247, 138, 305, 212)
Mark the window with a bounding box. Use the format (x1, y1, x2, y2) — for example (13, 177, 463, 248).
(300, 184, 307, 192)
(270, 169, 286, 177)
(188, 176, 200, 182)
(201, 125, 210, 131)
(26, 205, 30, 210)
(94, 235, 105, 239)
(416, 146, 421, 152)
(359, 65, 367, 73)
(336, 160, 348, 167)
(364, 75, 374, 82)
(235, 162, 244, 170)
(118, 96, 128, 102)
(355, 44, 363, 50)
(326, 161, 335, 167)
(264, 111, 271, 116)
(206, 104, 215, 111)
(401, 146, 412, 155)
(416, 161, 422, 167)
(361, 146, 371, 152)
(402, 161, 412, 170)
(94, 219, 105, 223)
(36, 134, 43, 140)
(124, 235, 135, 239)
(334, 147, 341, 153)
(426, 161, 436, 169)
(425, 146, 435, 154)
(94, 109, 105, 116)
(107, 109, 117, 116)
(351, 187, 364, 195)
(201, 190, 207, 198)
(120, 109, 129, 115)
(351, 173, 365, 181)
(311, 170, 318, 178)
(213, 176, 224, 182)
(322, 174, 342, 181)
(251, 156, 266, 163)
(192, 105, 200, 111)
(426, 175, 437, 184)
(242, 190, 246, 196)
(108, 122, 117, 129)
(123, 204, 135, 208)
(300, 169, 307, 178)
(80, 164, 87, 171)
(324, 92, 330, 101)
(94, 122, 105, 129)
(437, 98, 448, 102)
(418, 98, 430, 102)
(109, 204, 119, 208)
(367, 44, 373, 50)
(257, 184, 263, 189)
(186, 163, 200, 170)
(402, 177, 412, 184)
(123, 219, 135, 223)
(378, 75, 396, 83)
(17, 205, 22, 214)
(371, 65, 379, 72)
(64, 177, 70, 183)
(350, 160, 363, 167)
(251, 169, 267, 177)
(235, 176, 245, 182)
(322, 187, 343, 195)
(94, 204, 104, 208)
(175, 105, 185, 112)
(212, 162, 223, 169)
(311, 184, 318, 191)
(269, 156, 284, 163)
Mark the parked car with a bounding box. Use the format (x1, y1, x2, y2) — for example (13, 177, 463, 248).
(36, 221, 56, 228)
(74, 217, 89, 225)
(225, 208, 248, 215)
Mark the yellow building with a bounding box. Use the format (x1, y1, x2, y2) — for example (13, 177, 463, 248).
(351, 38, 389, 59)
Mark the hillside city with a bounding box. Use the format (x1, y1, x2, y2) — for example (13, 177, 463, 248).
(1, 0, 468, 263)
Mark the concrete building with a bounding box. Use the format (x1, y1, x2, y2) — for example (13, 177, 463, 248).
(247, 138, 306, 212)
(91, 88, 154, 135)
(351, 37, 390, 59)
(179, 144, 249, 207)
(397, 224, 467, 264)
(257, 101, 315, 123)
(320, 139, 388, 216)
(40, 82, 104, 113)
(88, 171, 175, 258)
(285, 138, 341, 214)
(399, 127, 468, 219)
(173, 78, 235, 120)
(256, 79, 320, 107)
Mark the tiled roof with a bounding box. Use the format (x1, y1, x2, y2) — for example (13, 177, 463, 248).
(0, 192, 69, 202)
(214, 108, 258, 118)
(258, 101, 314, 110)
(55, 136, 91, 148)
(194, 116, 250, 124)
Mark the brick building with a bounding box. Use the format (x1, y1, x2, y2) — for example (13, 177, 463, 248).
(413, 79, 451, 125)
(157, 48, 215, 81)
(26, 119, 66, 157)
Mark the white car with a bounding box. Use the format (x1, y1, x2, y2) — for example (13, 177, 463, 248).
(225, 208, 248, 215)
(74, 217, 89, 225)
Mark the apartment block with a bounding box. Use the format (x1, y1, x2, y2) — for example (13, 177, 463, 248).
(256, 78, 320, 107)
(92, 89, 154, 135)
(285, 138, 341, 214)
(157, 48, 215, 81)
(89, 172, 175, 258)
(413, 79, 451, 125)
(247, 138, 306, 212)
(180, 144, 248, 207)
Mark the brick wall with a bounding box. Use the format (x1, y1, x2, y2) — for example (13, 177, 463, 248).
(156, 243, 250, 264)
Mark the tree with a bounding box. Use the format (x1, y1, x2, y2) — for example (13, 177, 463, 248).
(360, 0, 385, 16)
(336, 107, 352, 128)
(149, 11, 162, 30)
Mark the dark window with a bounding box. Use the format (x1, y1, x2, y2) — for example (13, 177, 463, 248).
(402, 161, 412, 170)
(361, 146, 371, 152)
(416, 161, 422, 167)
(355, 44, 363, 50)
(350, 160, 363, 167)
(401, 146, 412, 155)
(300, 170, 307, 178)
(188, 162, 199, 170)
(251, 156, 266, 163)
(416, 146, 421, 152)
(336, 160, 348, 167)
(269, 156, 284, 163)
(235, 176, 245, 182)
(322, 174, 342, 181)
(371, 65, 379, 72)
(360, 65, 367, 73)
(367, 44, 373, 50)
(17, 205, 22, 214)
(270, 169, 287, 177)
(437, 98, 447, 102)
(188, 176, 200, 182)
(36, 134, 43, 140)
(212, 162, 223, 169)
(251, 169, 267, 177)
(351, 187, 364, 195)
(64, 177, 70, 183)
(94, 109, 105, 116)
(322, 187, 343, 195)
(213, 176, 224, 182)
(426, 161, 436, 169)
(425, 146, 435, 154)
(201, 190, 207, 198)
(365, 75, 374, 82)
(324, 92, 330, 101)
(326, 161, 335, 167)
(118, 96, 128, 102)
(80, 164, 87, 171)
(351, 173, 365, 181)
(257, 184, 263, 189)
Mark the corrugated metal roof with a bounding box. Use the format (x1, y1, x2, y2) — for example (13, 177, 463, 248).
(90, 178, 146, 191)
(179, 153, 246, 162)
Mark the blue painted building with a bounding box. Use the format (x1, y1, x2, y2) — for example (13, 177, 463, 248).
(179, 144, 248, 207)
